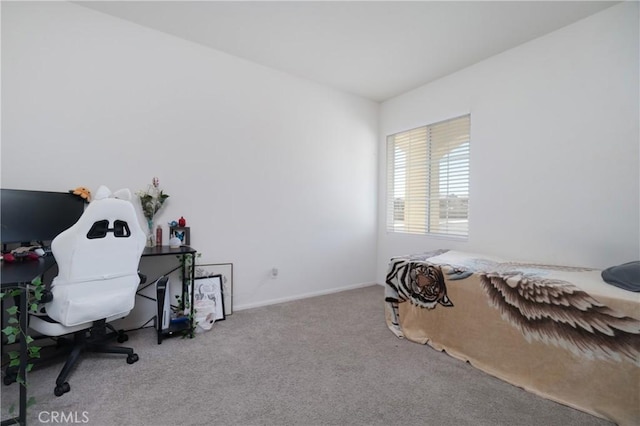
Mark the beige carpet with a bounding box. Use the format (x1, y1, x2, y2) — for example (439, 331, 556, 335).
(2, 285, 612, 425)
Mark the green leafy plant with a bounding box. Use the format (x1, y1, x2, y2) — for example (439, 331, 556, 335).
(136, 177, 169, 224)
(1, 276, 45, 414)
(170, 252, 201, 338)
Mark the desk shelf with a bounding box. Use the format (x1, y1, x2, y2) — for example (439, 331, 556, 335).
(141, 246, 197, 344)
(155, 275, 191, 344)
(162, 321, 191, 339)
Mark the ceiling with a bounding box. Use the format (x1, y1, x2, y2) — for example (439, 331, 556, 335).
(77, 1, 618, 102)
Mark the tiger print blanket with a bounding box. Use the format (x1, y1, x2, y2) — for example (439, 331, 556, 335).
(384, 250, 640, 426)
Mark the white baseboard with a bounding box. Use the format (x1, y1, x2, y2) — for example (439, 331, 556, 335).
(234, 281, 379, 312)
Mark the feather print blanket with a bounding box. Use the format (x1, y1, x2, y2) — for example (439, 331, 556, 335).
(384, 250, 640, 426)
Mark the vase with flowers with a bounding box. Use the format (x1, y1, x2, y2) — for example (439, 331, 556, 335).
(137, 177, 170, 247)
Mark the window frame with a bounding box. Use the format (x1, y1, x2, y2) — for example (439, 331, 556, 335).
(386, 114, 470, 239)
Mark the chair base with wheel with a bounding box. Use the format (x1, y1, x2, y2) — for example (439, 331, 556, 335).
(2, 319, 137, 391)
(28, 316, 139, 396)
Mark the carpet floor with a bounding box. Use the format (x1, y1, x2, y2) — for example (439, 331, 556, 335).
(1, 285, 612, 425)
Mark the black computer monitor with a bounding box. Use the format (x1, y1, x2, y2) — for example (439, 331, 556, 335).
(1, 189, 86, 246)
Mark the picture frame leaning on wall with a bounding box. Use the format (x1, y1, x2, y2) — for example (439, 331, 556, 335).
(195, 263, 233, 315)
(193, 275, 225, 322)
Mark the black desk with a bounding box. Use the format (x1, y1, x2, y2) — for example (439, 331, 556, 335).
(0, 246, 197, 425)
(1, 257, 56, 426)
(1, 256, 56, 287)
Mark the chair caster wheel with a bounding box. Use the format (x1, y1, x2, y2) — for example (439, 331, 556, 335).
(117, 333, 129, 343)
(127, 353, 139, 364)
(54, 382, 70, 396)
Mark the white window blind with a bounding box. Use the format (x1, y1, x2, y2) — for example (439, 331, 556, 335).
(386, 114, 470, 238)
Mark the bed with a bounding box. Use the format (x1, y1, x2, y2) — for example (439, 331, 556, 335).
(384, 250, 640, 426)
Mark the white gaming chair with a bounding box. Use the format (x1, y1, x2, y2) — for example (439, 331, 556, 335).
(28, 186, 146, 396)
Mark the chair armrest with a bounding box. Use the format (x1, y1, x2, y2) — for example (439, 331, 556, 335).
(39, 289, 54, 303)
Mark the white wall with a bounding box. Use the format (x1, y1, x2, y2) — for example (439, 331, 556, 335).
(377, 1, 640, 281)
(1, 1, 379, 310)
(3, 2, 638, 308)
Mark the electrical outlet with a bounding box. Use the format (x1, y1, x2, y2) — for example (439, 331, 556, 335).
(270, 267, 279, 279)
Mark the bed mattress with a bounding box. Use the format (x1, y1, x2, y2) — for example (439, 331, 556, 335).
(384, 250, 640, 425)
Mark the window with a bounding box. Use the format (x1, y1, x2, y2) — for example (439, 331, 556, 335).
(386, 114, 470, 238)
